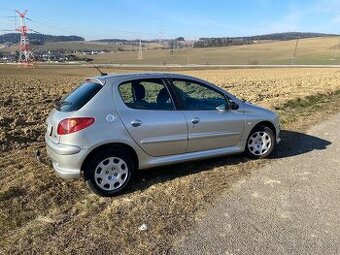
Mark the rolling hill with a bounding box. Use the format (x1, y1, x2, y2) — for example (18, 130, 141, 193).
(0, 33, 84, 45)
(89, 36, 340, 65)
(1, 33, 339, 65)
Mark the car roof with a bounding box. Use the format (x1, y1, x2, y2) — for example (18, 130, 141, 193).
(89, 72, 239, 102)
(91, 72, 204, 85)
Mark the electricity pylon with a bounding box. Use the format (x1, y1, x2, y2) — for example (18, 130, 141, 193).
(16, 9, 34, 66)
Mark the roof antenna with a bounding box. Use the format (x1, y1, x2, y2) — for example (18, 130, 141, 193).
(85, 58, 108, 76)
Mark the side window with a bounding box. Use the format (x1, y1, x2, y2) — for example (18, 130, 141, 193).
(171, 79, 227, 110)
(118, 79, 175, 110)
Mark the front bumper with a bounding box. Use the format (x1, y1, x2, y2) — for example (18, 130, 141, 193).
(45, 135, 88, 179)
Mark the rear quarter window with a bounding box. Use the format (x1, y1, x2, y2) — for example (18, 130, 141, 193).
(55, 82, 102, 112)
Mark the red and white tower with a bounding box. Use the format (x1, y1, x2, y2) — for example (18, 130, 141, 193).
(16, 9, 34, 66)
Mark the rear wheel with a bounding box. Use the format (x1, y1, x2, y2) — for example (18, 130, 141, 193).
(85, 148, 134, 196)
(246, 125, 275, 159)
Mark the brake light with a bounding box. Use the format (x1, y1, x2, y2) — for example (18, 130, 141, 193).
(57, 117, 95, 135)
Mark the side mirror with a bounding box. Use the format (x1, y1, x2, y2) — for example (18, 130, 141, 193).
(230, 101, 239, 110)
(216, 104, 227, 111)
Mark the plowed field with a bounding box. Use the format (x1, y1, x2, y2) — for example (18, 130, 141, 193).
(1, 65, 339, 254)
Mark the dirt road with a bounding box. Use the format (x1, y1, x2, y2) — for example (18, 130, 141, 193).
(174, 112, 340, 255)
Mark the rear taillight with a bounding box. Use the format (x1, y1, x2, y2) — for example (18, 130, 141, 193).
(57, 117, 95, 135)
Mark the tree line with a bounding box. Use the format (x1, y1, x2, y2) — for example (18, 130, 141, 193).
(193, 32, 338, 48)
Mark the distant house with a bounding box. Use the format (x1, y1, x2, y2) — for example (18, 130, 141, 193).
(0, 55, 15, 62)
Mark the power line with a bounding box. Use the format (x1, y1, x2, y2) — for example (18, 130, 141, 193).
(28, 10, 132, 39)
(21, 10, 100, 40)
(3, 9, 166, 41)
(23, 10, 162, 40)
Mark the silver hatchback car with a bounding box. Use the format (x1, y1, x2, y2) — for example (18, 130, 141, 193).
(45, 73, 280, 196)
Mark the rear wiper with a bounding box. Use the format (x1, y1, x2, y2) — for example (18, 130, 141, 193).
(54, 100, 72, 109)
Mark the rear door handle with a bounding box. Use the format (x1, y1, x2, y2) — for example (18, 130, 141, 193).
(191, 117, 200, 124)
(130, 119, 142, 127)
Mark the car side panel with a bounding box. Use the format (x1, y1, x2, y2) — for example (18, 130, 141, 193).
(183, 110, 245, 152)
(112, 79, 188, 157)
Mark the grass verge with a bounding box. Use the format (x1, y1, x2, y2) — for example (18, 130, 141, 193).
(277, 89, 340, 129)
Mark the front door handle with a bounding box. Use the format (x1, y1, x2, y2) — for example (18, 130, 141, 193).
(130, 119, 142, 127)
(191, 117, 200, 124)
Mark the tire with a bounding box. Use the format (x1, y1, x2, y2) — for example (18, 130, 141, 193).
(246, 125, 275, 159)
(84, 147, 135, 196)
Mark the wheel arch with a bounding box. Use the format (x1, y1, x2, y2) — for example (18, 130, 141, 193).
(81, 143, 139, 178)
(245, 120, 276, 159)
(251, 121, 276, 138)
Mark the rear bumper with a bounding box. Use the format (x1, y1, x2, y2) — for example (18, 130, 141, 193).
(52, 162, 81, 179)
(45, 135, 87, 179)
(46, 136, 81, 155)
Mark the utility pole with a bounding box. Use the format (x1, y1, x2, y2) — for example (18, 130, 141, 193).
(291, 38, 298, 65)
(158, 30, 163, 49)
(333, 36, 339, 60)
(138, 39, 143, 60)
(16, 9, 34, 66)
(336, 37, 340, 61)
(172, 39, 177, 52)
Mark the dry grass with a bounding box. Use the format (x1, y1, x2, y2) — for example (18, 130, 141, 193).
(89, 37, 340, 65)
(3, 37, 340, 65)
(0, 65, 339, 254)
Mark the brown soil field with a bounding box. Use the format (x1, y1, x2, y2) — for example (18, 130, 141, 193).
(0, 65, 339, 254)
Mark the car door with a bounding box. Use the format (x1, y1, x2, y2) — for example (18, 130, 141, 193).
(116, 78, 187, 157)
(169, 79, 245, 152)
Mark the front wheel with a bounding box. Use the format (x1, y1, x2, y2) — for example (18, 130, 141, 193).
(246, 126, 275, 159)
(85, 148, 134, 196)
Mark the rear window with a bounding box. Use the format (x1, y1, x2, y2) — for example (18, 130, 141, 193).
(55, 82, 102, 112)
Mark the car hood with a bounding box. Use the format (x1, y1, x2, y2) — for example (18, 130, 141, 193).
(242, 102, 278, 118)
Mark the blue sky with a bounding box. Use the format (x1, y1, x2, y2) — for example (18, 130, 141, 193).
(1, 0, 339, 40)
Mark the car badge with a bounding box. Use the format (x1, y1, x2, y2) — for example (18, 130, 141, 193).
(106, 114, 116, 123)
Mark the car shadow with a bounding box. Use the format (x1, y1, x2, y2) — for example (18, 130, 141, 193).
(127, 129, 331, 194)
(270, 130, 331, 158)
